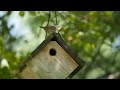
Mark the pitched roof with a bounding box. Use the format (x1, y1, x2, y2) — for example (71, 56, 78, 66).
(19, 33, 85, 78)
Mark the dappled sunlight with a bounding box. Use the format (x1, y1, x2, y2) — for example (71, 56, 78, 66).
(1, 58, 9, 68)
(7, 11, 31, 38)
(0, 11, 120, 79)
(112, 35, 120, 52)
(86, 68, 105, 79)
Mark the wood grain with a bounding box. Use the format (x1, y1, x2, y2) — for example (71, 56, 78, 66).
(19, 41, 79, 79)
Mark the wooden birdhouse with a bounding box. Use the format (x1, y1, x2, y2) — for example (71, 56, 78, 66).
(18, 33, 85, 79)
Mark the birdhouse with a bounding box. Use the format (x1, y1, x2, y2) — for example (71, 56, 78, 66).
(18, 33, 85, 79)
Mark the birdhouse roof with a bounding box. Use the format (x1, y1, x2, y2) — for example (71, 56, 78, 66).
(19, 33, 85, 78)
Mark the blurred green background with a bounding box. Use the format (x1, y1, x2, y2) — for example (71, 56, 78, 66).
(0, 11, 120, 79)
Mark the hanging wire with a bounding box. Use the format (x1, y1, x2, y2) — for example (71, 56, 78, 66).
(46, 11, 58, 26)
(55, 11, 58, 25)
(47, 11, 51, 26)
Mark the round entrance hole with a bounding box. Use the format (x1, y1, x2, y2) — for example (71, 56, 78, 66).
(49, 48, 56, 56)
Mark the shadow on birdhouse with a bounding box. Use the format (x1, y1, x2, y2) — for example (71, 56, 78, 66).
(18, 33, 85, 79)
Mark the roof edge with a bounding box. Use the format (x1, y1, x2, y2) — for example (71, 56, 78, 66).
(19, 32, 85, 77)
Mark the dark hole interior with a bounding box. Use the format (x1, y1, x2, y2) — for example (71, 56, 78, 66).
(24, 64, 27, 67)
(49, 48, 56, 56)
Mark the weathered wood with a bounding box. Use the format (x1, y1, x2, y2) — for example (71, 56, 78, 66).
(19, 41, 78, 79)
(18, 33, 85, 79)
(54, 33, 85, 66)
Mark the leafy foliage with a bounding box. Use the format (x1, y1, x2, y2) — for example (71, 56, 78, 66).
(0, 11, 120, 79)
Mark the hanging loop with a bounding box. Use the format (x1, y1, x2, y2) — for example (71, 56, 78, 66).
(46, 11, 58, 26)
(47, 11, 51, 26)
(55, 11, 58, 25)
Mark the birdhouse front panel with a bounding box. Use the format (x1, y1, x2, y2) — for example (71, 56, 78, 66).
(19, 41, 79, 79)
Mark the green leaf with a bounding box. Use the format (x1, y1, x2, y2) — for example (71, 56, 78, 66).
(19, 11, 25, 17)
(29, 11, 36, 16)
